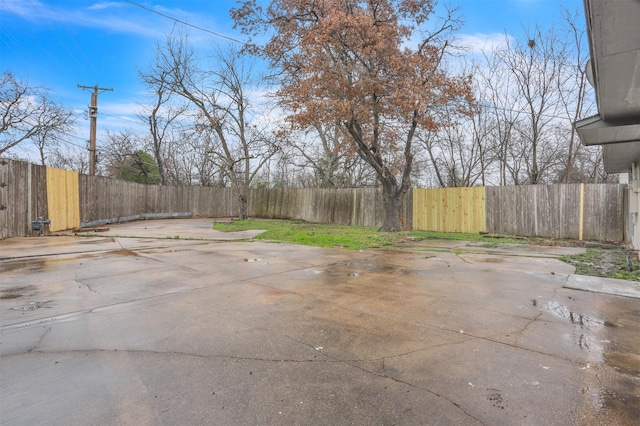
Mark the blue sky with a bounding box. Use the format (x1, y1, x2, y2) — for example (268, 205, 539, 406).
(0, 0, 585, 159)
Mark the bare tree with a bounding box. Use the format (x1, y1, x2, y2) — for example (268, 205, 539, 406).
(285, 121, 374, 188)
(30, 96, 76, 165)
(48, 145, 89, 173)
(99, 129, 143, 177)
(556, 7, 599, 183)
(469, 103, 496, 186)
(139, 61, 188, 185)
(418, 63, 495, 188)
(296, 122, 348, 188)
(1, 71, 74, 157)
(142, 32, 279, 219)
(476, 49, 523, 185)
(419, 108, 488, 187)
(476, 20, 593, 185)
(500, 27, 566, 184)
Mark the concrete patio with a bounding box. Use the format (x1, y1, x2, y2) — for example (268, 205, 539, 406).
(1, 219, 639, 425)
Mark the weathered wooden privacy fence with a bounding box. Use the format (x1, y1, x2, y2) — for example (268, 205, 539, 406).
(413, 185, 626, 242)
(0, 158, 627, 243)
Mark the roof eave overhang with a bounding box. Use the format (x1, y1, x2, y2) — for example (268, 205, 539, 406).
(575, 115, 640, 146)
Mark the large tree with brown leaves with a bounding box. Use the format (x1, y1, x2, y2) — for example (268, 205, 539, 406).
(233, 0, 473, 230)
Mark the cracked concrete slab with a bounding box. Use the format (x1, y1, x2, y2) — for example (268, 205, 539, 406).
(1, 219, 639, 425)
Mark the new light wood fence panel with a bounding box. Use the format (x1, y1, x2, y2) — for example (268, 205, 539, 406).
(46, 167, 80, 232)
(413, 187, 486, 233)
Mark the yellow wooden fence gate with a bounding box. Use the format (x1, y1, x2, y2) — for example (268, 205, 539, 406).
(46, 167, 80, 232)
(413, 187, 487, 233)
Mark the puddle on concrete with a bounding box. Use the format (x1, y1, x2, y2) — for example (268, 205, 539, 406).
(543, 301, 606, 329)
(576, 333, 590, 350)
(323, 261, 400, 276)
(541, 300, 615, 361)
(538, 300, 640, 416)
(0, 258, 69, 273)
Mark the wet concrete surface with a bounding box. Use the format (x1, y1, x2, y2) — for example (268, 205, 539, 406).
(1, 219, 639, 425)
(73, 217, 266, 241)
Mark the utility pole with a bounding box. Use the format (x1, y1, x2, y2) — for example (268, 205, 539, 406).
(77, 84, 113, 176)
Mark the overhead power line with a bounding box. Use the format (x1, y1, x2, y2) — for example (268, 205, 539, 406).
(123, 0, 245, 45)
(43, 0, 99, 75)
(99, 112, 148, 128)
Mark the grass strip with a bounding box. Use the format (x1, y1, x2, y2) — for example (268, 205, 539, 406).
(213, 219, 518, 250)
(559, 248, 640, 281)
(214, 219, 638, 281)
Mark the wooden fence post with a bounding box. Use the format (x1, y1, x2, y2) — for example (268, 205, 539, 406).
(579, 183, 584, 241)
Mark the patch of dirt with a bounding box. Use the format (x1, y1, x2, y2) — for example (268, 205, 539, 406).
(561, 248, 640, 281)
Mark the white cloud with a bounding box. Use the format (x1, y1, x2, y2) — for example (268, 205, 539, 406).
(88, 2, 123, 11)
(0, 0, 156, 37)
(457, 32, 512, 54)
(0, 0, 189, 38)
(0, 0, 43, 18)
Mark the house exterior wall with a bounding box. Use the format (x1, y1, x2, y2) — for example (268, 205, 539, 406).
(629, 163, 640, 251)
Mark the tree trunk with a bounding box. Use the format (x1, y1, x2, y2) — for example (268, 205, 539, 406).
(593, 150, 603, 184)
(379, 180, 407, 232)
(236, 192, 248, 220)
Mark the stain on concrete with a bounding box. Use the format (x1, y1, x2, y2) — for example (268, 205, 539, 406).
(605, 352, 640, 376)
(106, 249, 140, 257)
(0, 285, 36, 300)
(475, 257, 505, 263)
(0, 293, 21, 300)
